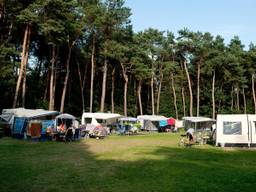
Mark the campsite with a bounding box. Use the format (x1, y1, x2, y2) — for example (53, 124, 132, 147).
(1, 0, 256, 191)
(1, 133, 256, 192)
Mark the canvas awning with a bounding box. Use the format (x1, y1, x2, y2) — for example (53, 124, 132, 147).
(182, 117, 216, 123)
(15, 109, 59, 119)
(83, 112, 121, 120)
(119, 117, 137, 122)
(56, 113, 75, 120)
(0, 114, 12, 122)
(2, 108, 59, 119)
(137, 115, 167, 121)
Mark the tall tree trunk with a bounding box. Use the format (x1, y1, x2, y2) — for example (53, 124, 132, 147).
(196, 60, 201, 117)
(77, 61, 85, 112)
(13, 24, 30, 108)
(220, 83, 224, 113)
(36, 60, 42, 83)
(151, 72, 155, 115)
(242, 88, 247, 114)
(171, 72, 178, 119)
(236, 87, 240, 112)
(184, 60, 193, 116)
(121, 63, 128, 116)
(21, 25, 31, 107)
(100, 58, 108, 112)
(137, 80, 143, 115)
(212, 71, 216, 119)
(49, 45, 56, 111)
(6, 22, 13, 44)
(156, 64, 163, 115)
(181, 87, 186, 117)
(44, 68, 50, 100)
(53, 65, 57, 109)
(231, 86, 234, 111)
(111, 67, 115, 113)
(252, 74, 256, 114)
(134, 79, 137, 114)
(22, 69, 26, 107)
(89, 34, 96, 112)
(60, 42, 74, 113)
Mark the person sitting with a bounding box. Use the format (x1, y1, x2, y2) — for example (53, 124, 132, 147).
(46, 125, 54, 141)
(59, 122, 66, 133)
(65, 127, 73, 142)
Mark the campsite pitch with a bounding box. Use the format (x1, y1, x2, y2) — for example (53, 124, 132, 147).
(0, 133, 256, 192)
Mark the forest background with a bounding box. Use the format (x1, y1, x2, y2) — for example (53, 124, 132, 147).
(1, 0, 256, 119)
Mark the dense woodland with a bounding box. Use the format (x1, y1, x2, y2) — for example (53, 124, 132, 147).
(1, 0, 256, 119)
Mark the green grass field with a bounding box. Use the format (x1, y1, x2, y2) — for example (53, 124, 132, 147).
(0, 133, 256, 192)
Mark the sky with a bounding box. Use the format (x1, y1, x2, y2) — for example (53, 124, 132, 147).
(125, 0, 256, 49)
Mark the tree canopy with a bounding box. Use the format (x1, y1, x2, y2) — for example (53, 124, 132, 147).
(1, 0, 256, 118)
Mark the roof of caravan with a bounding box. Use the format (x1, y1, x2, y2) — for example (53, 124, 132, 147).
(119, 117, 137, 121)
(82, 112, 121, 120)
(182, 116, 216, 123)
(1, 108, 59, 119)
(56, 113, 76, 120)
(137, 115, 167, 121)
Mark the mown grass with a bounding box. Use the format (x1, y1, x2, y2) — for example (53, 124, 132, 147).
(0, 133, 256, 192)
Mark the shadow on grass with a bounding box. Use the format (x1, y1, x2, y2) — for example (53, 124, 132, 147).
(0, 137, 256, 192)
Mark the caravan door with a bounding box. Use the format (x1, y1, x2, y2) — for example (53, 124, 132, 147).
(248, 115, 256, 144)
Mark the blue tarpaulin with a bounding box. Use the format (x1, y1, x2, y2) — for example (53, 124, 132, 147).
(41, 120, 55, 134)
(13, 117, 26, 134)
(159, 120, 168, 127)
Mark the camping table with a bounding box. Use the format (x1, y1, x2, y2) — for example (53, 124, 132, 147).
(202, 136, 210, 144)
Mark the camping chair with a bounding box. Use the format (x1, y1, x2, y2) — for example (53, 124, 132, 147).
(64, 128, 74, 142)
(117, 124, 126, 135)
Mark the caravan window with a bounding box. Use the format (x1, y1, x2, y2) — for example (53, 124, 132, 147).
(84, 118, 92, 124)
(96, 119, 104, 124)
(223, 121, 242, 135)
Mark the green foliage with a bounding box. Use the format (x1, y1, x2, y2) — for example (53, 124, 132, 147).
(1, 0, 256, 117)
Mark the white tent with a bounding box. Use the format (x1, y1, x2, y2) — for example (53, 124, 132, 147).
(182, 117, 216, 131)
(0, 108, 59, 125)
(182, 116, 216, 144)
(182, 116, 216, 123)
(81, 112, 121, 126)
(216, 114, 256, 147)
(56, 113, 79, 129)
(137, 115, 167, 131)
(1, 108, 59, 136)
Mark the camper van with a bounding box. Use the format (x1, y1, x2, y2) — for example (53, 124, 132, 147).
(216, 114, 256, 147)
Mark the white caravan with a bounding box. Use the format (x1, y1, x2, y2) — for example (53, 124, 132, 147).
(81, 112, 121, 126)
(216, 114, 256, 147)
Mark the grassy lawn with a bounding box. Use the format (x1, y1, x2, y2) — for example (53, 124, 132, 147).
(0, 133, 256, 192)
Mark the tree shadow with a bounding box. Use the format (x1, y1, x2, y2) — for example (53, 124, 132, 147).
(0, 137, 256, 192)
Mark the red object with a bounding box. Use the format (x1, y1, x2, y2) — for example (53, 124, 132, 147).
(167, 118, 175, 126)
(30, 122, 42, 138)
